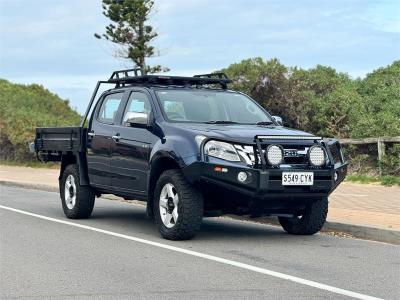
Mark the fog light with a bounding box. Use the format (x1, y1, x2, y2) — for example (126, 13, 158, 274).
(266, 145, 284, 166)
(334, 172, 338, 181)
(309, 145, 326, 167)
(237, 171, 248, 183)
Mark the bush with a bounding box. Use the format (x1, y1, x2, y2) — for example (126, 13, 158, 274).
(0, 79, 81, 161)
(220, 58, 400, 139)
(380, 144, 400, 176)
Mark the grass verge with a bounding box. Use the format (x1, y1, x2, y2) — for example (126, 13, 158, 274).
(0, 160, 59, 169)
(346, 174, 400, 186)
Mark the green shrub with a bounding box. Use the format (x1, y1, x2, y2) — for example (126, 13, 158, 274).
(0, 79, 81, 161)
(380, 144, 400, 176)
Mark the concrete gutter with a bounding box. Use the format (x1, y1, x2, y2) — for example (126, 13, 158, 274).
(0, 181, 58, 193)
(227, 215, 400, 245)
(322, 221, 400, 245)
(1, 180, 399, 245)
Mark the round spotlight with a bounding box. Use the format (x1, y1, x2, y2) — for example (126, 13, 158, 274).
(334, 171, 338, 181)
(309, 145, 326, 167)
(237, 171, 248, 183)
(266, 145, 284, 166)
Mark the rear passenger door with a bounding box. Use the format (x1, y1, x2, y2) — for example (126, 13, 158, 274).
(87, 92, 125, 187)
(110, 91, 155, 194)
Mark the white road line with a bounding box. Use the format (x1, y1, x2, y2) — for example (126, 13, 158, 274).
(332, 193, 369, 197)
(0, 204, 382, 300)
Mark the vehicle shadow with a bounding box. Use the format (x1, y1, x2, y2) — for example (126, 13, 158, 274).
(199, 218, 285, 240)
(89, 202, 296, 242)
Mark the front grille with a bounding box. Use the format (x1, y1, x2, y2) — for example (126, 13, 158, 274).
(281, 145, 309, 165)
(283, 156, 308, 164)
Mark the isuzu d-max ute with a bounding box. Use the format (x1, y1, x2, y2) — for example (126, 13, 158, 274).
(31, 69, 347, 240)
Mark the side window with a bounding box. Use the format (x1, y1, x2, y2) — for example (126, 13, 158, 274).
(122, 92, 152, 125)
(97, 93, 123, 124)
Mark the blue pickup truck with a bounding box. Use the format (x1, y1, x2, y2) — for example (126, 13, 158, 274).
(32, 69, 347, 240)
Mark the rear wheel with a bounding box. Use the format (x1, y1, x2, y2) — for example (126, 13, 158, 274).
(60, 164, 95, 219)
(278, 197, 328, 235)
(153, 169, 203, 240)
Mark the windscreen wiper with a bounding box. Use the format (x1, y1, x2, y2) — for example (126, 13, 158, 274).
(204, 120, 239, 124)
(255, 121, 274, 126)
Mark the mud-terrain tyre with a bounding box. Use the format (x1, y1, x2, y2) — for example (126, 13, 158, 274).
(60, 164, 95, 219)
(153, 169, 203, 240)
(278, 197, 328, 235)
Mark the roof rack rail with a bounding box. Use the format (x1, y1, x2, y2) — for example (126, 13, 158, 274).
(193, 72, 230, 80)
(107, 68, 232, 89)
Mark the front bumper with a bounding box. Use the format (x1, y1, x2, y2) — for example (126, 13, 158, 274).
(183, 161, 347, 200)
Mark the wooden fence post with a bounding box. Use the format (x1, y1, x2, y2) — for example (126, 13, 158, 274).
(377, 138, 385, 176)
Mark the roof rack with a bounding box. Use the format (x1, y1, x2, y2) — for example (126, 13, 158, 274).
(109, 68, 144, 80)
(107, 68, 232, 89)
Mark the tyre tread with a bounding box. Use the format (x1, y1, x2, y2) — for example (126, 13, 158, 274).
(154, 169, 203, 240)
(61, 164, 95, 219)
(278, 198, 328, 235)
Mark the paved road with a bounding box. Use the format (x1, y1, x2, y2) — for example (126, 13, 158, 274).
(1, 185, 399, 299)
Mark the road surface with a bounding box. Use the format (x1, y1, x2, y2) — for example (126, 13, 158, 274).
(1, 185, 399, 299)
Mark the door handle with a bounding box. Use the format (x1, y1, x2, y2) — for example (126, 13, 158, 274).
(88, 131, 95, 137)
(112, 134, 120, 142)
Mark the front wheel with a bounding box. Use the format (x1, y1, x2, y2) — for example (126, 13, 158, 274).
(153, 170, 203, 240)
(278, 197, 328, 235)
(60, 164, 95, 219)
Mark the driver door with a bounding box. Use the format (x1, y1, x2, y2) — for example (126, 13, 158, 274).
(110, 91, 154, 193)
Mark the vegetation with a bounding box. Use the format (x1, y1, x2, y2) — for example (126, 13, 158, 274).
(0, 79, 81, 161)
(95, 0, 168, 73)
(220, 58, 400, 139)
(346, 175, 400, 186)
(220, 58, 400, 177)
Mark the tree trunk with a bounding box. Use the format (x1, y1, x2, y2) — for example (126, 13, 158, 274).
(138, 19, 146, 75)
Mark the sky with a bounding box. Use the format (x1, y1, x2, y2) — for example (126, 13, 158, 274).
(0, 0, 399, 113)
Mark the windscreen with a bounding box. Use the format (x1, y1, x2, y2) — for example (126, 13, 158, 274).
(156, 90, 272, 124)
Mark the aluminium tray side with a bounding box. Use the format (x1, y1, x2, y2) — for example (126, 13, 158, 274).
(35, 127, 86, 152)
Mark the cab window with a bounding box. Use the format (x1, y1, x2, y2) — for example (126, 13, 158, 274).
(97, 93, 124, 124)
(122, 92, 152, 125)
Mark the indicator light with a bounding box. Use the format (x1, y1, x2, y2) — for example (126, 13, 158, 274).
(214, 166, 228, 173)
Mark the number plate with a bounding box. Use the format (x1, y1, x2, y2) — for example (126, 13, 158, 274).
(282, 172, 314, 186)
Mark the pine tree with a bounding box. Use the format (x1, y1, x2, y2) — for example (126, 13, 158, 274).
(95, 0, 168, 74)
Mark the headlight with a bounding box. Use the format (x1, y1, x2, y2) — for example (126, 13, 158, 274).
(266, 145, 284, 166)
(204, 140, 241, 162)
(309, 145, 326, 167)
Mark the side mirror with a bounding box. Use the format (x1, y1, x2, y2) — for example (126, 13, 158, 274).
(124, 112, 150, 128)
(272, 115, 283, 126)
